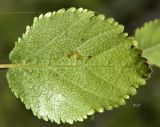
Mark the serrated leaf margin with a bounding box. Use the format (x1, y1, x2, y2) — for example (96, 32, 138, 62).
(8, 7, 152, 124)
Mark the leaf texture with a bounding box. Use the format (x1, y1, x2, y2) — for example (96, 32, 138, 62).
(135, 19, 160, 67)
(7, 7, 150, 124)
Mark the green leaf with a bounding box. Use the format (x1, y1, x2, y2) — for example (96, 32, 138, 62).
(135, 19, 160, 67)
(6, 7, 150, 124)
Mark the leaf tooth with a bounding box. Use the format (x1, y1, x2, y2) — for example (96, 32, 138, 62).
(61, 118, 66, 123)
(44, 12, 52, 18)
(53, 117, 60, 124)
(49, 117, 54, 123)
(77, 7, 84, 12)
(133, 40, 138, 47)
(97, 14, 105, 20)
(97, 107, 104, 113)
(32, 109, 37, 116)
(36, 112, 41, 119)
(13, 91, 19, 98)
(113, 104, 119, 108)
(106, 18, 114, 24)
(73, 118, 78, 122)
(123, 32, 128, 37)
(32, 109, 40, 120)
(25, 104, 30, 110)
(83, 9, 88, 13)
(42, 115, 49, 121)
(26, 25, 30, 30)
(87, 109, 95, 115)
(25, 32, 28, 36)
(15, 41, 18, 45)
(119, 99, 126, 106)
(124, 95, 130, 99)
(38, 14, 43, 19)
(52, 11, 56, 15)
(33, 17, 38, 24)
(139, 79, 146, 85)
(77, 117, 84, 122)
(22, 33, 26, 38)
(83, 115, 87, 119)
(88, 10, 95, 16)
(113, 21, 118, 26)
(17, 37, 21, 43)
(20, 97, 24, 103)
(25, 25, 30, 35)
(135, 85, 139, 88)
(57, 8, 65, 14)
(106, 105, 113, 110)
(66, 119, 74, 124)
(129, 87, 137, 95)
(67, 7, 76, 12)
(117, 25, 124, 32)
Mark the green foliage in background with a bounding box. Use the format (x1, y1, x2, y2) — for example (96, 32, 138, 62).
(135, 19, 160, 67)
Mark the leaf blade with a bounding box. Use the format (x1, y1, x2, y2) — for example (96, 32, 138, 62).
(7, 7, 150, 124)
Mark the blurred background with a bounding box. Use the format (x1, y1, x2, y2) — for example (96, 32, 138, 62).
(0, 0, 160, 127)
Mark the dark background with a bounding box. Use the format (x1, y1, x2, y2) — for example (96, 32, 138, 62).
(0, 0, 160, 127)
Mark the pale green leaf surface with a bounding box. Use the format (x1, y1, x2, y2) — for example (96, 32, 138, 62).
(135, 19, 160, 67)
(7, 8, 150, 124)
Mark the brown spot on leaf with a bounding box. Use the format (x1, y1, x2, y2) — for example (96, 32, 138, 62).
(67, 52, 72, 58)
(88, 55, 92, 60)
(81, 37, 87, 43)
(67, 51, 83, 60)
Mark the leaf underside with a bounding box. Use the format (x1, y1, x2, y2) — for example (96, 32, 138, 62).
(7, 7, 150, 124)
(135, 19, 160, 67)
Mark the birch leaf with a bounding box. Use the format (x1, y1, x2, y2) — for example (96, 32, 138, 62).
(7, 8, 150, 124)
